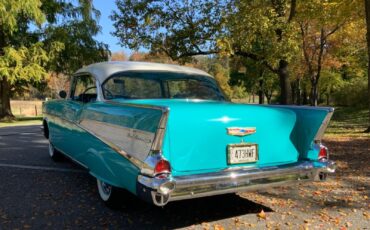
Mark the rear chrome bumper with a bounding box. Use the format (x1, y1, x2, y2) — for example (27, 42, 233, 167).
(136, 160, 336, 206)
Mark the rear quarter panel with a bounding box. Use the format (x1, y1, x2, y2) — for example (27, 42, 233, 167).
(43, 100, 164, 194)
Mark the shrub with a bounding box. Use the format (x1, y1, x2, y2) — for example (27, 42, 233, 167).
(333, 77, 368, 108)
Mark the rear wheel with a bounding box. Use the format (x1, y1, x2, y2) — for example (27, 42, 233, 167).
(97, 179, 123, 208)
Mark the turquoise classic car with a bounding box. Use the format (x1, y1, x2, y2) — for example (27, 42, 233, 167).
(42, 61, 336, 207)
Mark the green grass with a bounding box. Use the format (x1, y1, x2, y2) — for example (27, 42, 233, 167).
(325, 107, 369, 138)
(0, 116, 43, 128)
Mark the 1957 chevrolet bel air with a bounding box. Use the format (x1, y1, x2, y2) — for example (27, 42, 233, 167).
(43, 61, 336, 207)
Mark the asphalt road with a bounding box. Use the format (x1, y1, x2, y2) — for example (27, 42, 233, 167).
(0, 125, 368, 229)
(0, 125, 271, 229)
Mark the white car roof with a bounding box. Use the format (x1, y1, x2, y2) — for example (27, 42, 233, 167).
(75, 61, 213, 83)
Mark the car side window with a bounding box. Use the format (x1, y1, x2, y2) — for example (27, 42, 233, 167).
(70, 75, 97, 103)
(103, 76, 162, 99)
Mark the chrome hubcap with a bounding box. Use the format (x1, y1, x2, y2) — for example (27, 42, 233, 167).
(48, 143, 54, 157)
(101, 181, 112, 195)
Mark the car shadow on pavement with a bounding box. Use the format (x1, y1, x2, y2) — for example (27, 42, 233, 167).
(106, 186, 272, 229)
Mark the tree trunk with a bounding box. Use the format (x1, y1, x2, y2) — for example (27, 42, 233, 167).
(265, 91, 272, 104)
(277, 60, 291, 105)
(302, 88, 308, 105)
(291, 81, 296, 105)
(296, 78, 301, 105)
(310, 76, 319, 106)
(365, 0, 370, 132)
(266, 96, 272, 104)
(310, 82, 318, 106)
(0, 77, 14, 120)
(326, 93, 329, 105)
(258, 79, 264, 104)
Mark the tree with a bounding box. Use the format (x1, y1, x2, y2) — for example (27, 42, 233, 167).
(111, 0, 298, 104)
(296, 1, 355, 106)
(42, 0, 109, 76)
(0, 0, 109, 119)
(222, 0, 298, 105)
(364, 0, 370, 132)
(0, 0, 56, 120)
(319, 70, 343, 105)
(111, 51, 127, 61)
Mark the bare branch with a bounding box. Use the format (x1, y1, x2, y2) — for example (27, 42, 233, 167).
(324, 21, 346, 39)
(173, 50, 219, 60)
(234, 50, 278, 73)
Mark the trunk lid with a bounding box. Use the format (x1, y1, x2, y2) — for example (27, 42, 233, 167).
(116, 99, 330, 176)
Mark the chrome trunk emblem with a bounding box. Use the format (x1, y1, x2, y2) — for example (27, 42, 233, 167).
(227, 127, 256, 142)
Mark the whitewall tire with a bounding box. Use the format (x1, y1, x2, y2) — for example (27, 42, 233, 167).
(48, 142, 62, 161)
(97, 179, 112, 201)
(97, 179, 123, 208)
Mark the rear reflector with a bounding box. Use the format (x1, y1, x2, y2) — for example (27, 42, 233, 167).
(154, 159, 171, 176)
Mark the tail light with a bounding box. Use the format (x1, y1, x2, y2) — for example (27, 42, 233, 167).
(318, 145, 328, 161)
(154, 159, 171, 177)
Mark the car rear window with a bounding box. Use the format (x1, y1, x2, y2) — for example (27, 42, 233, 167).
(103, 76, 162, 99)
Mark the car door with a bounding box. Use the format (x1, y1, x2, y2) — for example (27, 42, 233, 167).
(55, 74, 98, 159)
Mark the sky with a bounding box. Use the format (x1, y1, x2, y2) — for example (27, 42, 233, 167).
(93, 0, 131, 54)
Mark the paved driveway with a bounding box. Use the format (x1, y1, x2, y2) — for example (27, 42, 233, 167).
(0, 125, 368, 229)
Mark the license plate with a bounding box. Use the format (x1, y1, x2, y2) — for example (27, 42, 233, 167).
(228, 144, 258, 164)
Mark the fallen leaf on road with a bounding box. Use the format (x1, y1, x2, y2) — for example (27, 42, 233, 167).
(257, 210, 266, 220)
(213, 224, 224, 230)
(233, 218, 240, 224)
(202, 222, 210, 230)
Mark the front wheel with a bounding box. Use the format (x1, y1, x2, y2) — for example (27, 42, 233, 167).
(97, 179, 123, 208)
(48, 142, 63, 161)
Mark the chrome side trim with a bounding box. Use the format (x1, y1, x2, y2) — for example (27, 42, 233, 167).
(105, 100, 170, 176)
(74, 121, 147, 169)
(79, 119, 155, 161)
(314, 108, 334, 141)
(44, 113, 148, 170)
(45, 101, 170, 176)
(151, 108, 169, 152)
(266, 105, 334, 111)
(141, 108, 170, 175)
(137, 160, 336, 206)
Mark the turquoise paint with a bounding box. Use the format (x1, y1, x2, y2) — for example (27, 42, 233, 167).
(282, 107, 328, 160)
(44, 97, 331, 188)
